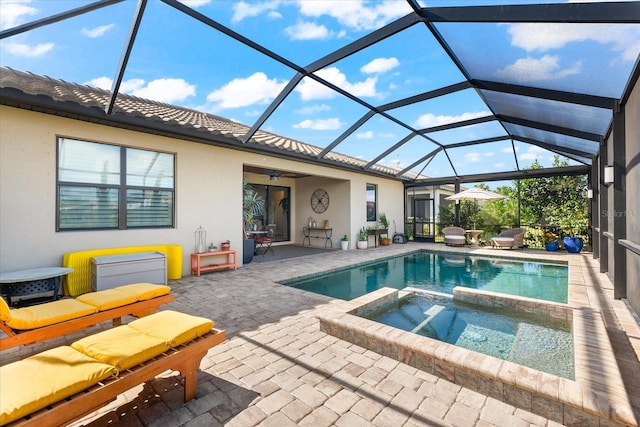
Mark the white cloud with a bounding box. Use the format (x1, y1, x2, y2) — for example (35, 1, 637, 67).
(85, 76, 195, 104)
(414, 111, 490, 128)
(84, 76, 113, 90)
(520, 152, 541, 160)
(464, 152, 481, 162)
(494, 162, 505, 168)
(120, 78, 145, 93)
(245, 109, 263, 117)
(485, 152, 495, 157)
(0, 0, 37, 30)
(206, 72, 286, 109)
(293, 118, 342, 130)
(179, 0, 212, 8)
(296, 67, 378, 100)
(81, 24, 115, 38)
(297, 0, 410, 31)
(361, 57, 399, 74)
(507, 23, 640, 62)
(496, 55, 581, 82)
(294, 104, 331, 114)
(390, 158, 403, 168)
(131, 79, 195, 103)
(357, 130, 374, 139)
(232, 1, 282, 23)
(520, 145, 546, 161)
(285, 21, 332, 40)
(4, 42, 54, 57)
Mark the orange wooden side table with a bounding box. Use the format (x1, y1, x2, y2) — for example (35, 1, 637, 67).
(190, 250, 237, 276)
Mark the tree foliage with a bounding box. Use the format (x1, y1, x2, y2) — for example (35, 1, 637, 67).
(436, 155, 589, 248)
(515, 156, 589, 245)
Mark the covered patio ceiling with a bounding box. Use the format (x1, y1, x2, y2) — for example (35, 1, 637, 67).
(1, 0, 638, 184)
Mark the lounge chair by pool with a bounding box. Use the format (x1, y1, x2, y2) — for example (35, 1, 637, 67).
(442, 227, 466, 247)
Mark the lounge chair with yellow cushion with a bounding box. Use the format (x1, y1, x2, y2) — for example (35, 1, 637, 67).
(0, 283, 174, 349)
(0, 310, 226, 427)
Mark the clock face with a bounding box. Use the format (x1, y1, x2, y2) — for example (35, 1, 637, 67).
(311, 188, 329, 213)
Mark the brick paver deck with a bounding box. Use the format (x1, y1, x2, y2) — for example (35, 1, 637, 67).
(3, 243, 638, 426)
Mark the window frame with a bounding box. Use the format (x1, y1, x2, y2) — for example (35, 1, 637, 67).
(366, 183, 377, 222)
(56, 137, 176, 231)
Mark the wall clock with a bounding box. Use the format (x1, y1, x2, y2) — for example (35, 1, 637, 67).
(311, 188, 329, 213)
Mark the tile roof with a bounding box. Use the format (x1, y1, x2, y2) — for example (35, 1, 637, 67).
(0, 66, 416, 180)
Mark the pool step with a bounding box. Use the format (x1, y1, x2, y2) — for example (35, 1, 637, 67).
(413, 304, 459, 341)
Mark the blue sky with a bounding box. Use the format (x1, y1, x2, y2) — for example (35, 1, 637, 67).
(1, 0, 638, 182)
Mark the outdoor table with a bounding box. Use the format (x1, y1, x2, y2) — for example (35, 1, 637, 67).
(466, 230, 483, 245)
(0, 267, 73, 306)
(302, 227, 333, 248)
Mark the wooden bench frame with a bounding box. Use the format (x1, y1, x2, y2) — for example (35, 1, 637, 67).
(6, 328, 226, 427)
(0, 293, 175, 350)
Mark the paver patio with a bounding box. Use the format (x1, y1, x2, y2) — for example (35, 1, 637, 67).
(2, 243, 638, 426)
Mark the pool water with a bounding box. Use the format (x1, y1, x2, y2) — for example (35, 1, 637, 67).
(282, 251, 568, 302)
(364, 293, 574, 379)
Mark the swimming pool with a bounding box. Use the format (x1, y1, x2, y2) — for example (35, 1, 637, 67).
(364, 292, 574, 379)
(282, 251, 568, 302)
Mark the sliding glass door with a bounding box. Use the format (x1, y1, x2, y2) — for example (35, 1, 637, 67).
(252, 184, 290, 242)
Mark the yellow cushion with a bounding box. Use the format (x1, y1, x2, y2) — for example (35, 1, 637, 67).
(114, 283, 171, 301)
(0, 297, 11, 322)
(128, 310, 213, 347)
(71, 325, 169, 370)
(0, 346, 117, 425)
(5, 299, 98, 330)
(76, 288, 138, 311)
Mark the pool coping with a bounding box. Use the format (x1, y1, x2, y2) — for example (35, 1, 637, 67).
(314, 249, 637, 427)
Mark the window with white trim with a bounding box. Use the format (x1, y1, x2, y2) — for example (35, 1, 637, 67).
(366, 183, 377, 222)
(57, 137, 175, 230)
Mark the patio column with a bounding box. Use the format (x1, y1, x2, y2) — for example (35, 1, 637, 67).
(590, 165, 599, 258)
(612, 102, 627, 299)
(454, 180, 461, 227)
(598, 143, 609, 274)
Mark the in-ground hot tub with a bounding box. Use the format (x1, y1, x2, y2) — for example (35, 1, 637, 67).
(362, 290, 574, 379)
(317, 286, 635, 427)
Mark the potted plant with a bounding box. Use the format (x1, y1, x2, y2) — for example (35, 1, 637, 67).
(208, 243, 218, 252)
(221, 240, 230, 251)
(243, 182, 264, 264)
(544, 204, 587, 254)
(542, 231, 559, 251)
(380, 236, 391, 246)
(379, 213, 389, 230)
(357, 227, 368, 249)
(340, 234, 349, 250)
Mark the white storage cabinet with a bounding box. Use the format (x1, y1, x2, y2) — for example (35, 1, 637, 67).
(91, 252, 167, 291)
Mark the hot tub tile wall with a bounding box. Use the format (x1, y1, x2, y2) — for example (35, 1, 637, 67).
(317, 287, 637, 427)
(448, 286, 573, 323)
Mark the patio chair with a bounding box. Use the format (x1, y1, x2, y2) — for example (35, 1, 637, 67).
(255, 224, 275, 256)
(442, 227, 466, 246)
(491, 228, 526, 249)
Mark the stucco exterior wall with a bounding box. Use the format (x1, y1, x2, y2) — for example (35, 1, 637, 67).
(625, 75, 640, 314)
(0, 106, 404, 275)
